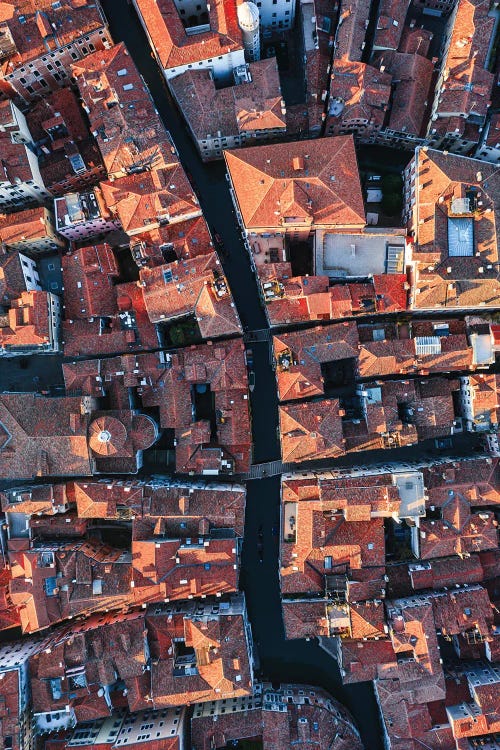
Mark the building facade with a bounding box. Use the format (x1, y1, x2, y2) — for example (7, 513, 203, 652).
(0, 0, 113, 106)
(0, 101, 51, 210)
(0, 207, 64, 255)
(54, 190, 121, 241)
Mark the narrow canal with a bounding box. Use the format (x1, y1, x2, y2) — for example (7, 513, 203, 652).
(100, 3, 384, 745)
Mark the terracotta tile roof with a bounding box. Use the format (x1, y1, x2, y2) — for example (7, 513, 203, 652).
(328, 60, 392, 132)
(134, 0, 243, 71)
(0, 290, 55, 352)
(139, 597, 253, 708)
(273, 322, 359, 401)
(131, 537, 238, 603)
(29, 610, 148, 718)
(9, 539, 133, 633)
(258, 265, 407, 325)
(0, 393, 91, 479)
(25, 88, 105, 194)
(398, 25, 433, 56)
(0, 560, 19, 632)
(430, 0, 495, 138)
(0, 392, 159, 480)
(337, 638, 396, 683)
(0, 668, 26, 750)
(140, 252, 242, 338)
(0, 208, 55, 250)
(72, 43, 177, 178)
(358, 324, 473, 378)
(382, 586, 495, 738)
(170, 59, 286, 141)
(191, 704, 262, 750)
(431, 585, 494, 639)
(346, 377, 459, 451)
(281, 599, 330, 640)
(346, 571, 386, 602)
(349, 600, 386, 639)
(373, 51, 434, 136)
(88, 410, 159, 475)
(463, 373, 500, 427)
(1, 483, 68, 516)
(65, 342, 251, 474)
(0, 134, 42, 188)
(373, 0, 410, 50)
(130, 214, 213, 267)
(385, 596, 446, 702)
(62, 277, 159, 358)
(409, 553, 485, 591)
(225, 135, 365, 231)
(191, 683, 363, 750)
(62, 243, 119, 319)
(283, 468, 402, 519)
(485, 112, 500, 147)
(372, 274, 408, 312)
(336, 0, 370, 61)
(280, 475, 385, 596)
(301, 13, 331, 133)
(29, 513, 88, 539)
(422, 457, 500, 506)
(279, 375, 459, 456)
(419, 479, 498, 559)
(0, 252, 32, 303)
(100, 165, 201, 236)
(0, 0, 107, 71)
(279, 400, 346, 462)
(375, 677, 454, 750)
(408, 148, 500, 310)
(65, 475, 244, 534)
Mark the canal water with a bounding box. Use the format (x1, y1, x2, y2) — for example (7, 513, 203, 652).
(98, 2, 384, 745)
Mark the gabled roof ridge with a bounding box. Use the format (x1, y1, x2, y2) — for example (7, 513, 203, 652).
(224, 149, 276, 226)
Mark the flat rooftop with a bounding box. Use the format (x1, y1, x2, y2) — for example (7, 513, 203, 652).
(315, 230, 406, 278)
(393, 471, 426, 519)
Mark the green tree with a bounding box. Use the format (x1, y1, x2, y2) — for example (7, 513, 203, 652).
(381, 192, 403, 216)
